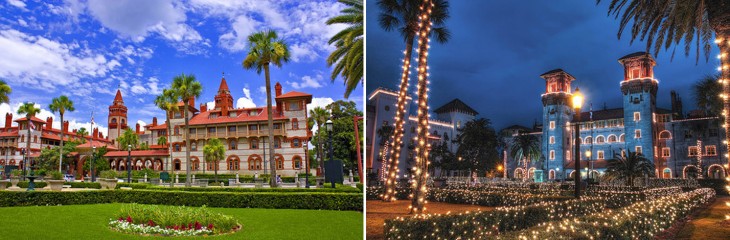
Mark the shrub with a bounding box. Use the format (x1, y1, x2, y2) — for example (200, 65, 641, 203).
(100, 170, 117, 179)
(697, 179, 729, 196)
(17, 181, 47, 188)
(429, 188, 572, 207)
(110, 204, 239, 236)
(115, 183, 152, 189)
(356, 183, 363, 192)
(67, 182, 101, 189)
(10, 169, 21, 177)
(0, 190, 362, 211)
(49, 171, 63, 180)
(114, 183, 360, 193)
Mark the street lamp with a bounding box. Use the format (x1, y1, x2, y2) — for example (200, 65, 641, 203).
(326, 119, 334, 188)
(92, 146, 96, 182)
(127, 144, 131, 183)
(571, 87, 584, 198)
(585, 150, 591, 182)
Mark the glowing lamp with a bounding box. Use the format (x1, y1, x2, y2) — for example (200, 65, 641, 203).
(572, 87, 584, 110)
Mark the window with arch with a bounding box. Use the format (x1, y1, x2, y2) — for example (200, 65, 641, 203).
(229, 139, 237, 150)
(121, 119, 126, 124)
(275, 155, 284, 170)
(549, 150, 555, 160)
(207, 159, 218, 171)
(549, 136, 555, 144)
(584, 136, 592, 144)
(274, 137, 281, 148)
(292, 118, 299, 130)
(248, 155, 262, 170)
(293, 156, 302, 169)
(595, 136, 605, 144)
(293, 138, 301, 147)
(192, 158, 200, 170)
(111, 118, 117, 124)
(250, 138, 259, 149)
(663, 168, 672, 178)
(658, 131, 672, 139)
(619, 134, 625, 142)
(191, 142, 197, 151)
(227, 156, 240, 170)
(549, 170, 555, 180)
(173, 159, 181, 171)
(607, 135, 617, 143)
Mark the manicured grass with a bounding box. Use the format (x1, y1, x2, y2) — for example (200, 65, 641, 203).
(0, 204, 362, 239)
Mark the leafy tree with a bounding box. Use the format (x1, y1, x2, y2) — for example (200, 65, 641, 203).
(327, 0, 364, 98)
(139, 142, 150, 150)
(454, 118, 499, 176)
(170, 74, 203, 187)
(429, 140, 455, 177)
(0, 79, 11, 104)
(509, 131, 541, 180)
(37, 140, 80, 173)
(693, 74, 722, 117)
(605, 150, 655, 187)
(117, 129, 139, 151)
(83, 145, 110, 174)
(17, 102, 40, 171)
(203, 138, 226, 183)
(49, 95, 75, 172)
(243, 30, 290, 187)
(310, 100, 363, 175)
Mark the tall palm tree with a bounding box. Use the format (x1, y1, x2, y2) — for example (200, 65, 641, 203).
(599, 0, 730, 153)
(605, 150, 655, 187)
(694, 74, 722, 117)
(17, 102, 40, 173)
(49, 95, 74, 172)
(170, 74, 203, 187)
(76, 127, 88, 143)
(379, 0, 450, 204)
(155, 88, 178, 172)
(0, 79, 11, 104)
(243, 30, 290, 188)
(309, 106, 329, 175)
(203, 138, 226, 183)
(509, 132, 541, 180)
(327, 0, 363, 98)
(117, 129, 139, 151)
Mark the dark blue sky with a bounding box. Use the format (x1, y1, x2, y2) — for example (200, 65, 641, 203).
(366, 0, 721, 130)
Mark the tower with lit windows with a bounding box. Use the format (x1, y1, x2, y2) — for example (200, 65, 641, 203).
(108, 89, 129, 143)
(619, 52, 657, 162)
(540, 69, 576, 178)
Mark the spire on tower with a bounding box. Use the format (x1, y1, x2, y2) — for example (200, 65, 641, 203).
(114, 89, 124, 103)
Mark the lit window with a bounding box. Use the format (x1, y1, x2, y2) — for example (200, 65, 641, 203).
(621, 150, 626, 158)
(549, 150, 555, 160)
(662, 148, 670, 157)
(597, 151, 604, 160)
(706, 145, 716, 156)
(549, 121, 555, 129)
(633, 112, 640, 121)
(635, 129, 641, 138)
(688, 146, 699, 157)
(549, 136, 555, 144)
(596, 136, 605, 144)
(635, 146, 642, 154)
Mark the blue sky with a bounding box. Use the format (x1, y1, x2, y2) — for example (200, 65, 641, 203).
(0, 0, 362, 134)
(366, 0, 721, 130)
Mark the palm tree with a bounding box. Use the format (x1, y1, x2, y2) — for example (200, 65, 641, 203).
(76, 127, 88, 143)
(170, 74, 203, 187)
(379, 0, 450, 205)
(0, 79, 11, 104)
(155, 88, 178, 172)
(694, 74, 722, 117)
(375, 123, 394, 162)
(139, 142, 150, 150)
(509, 132, 541, 180)
(49, 95, 75, 172)
(605, 150, 655, 187)
(309, 106, 329, 175)
(157, 136, 167, 146)
(203, 138, 226, 183)
(326, 0, 363, 98)
(117, 129, 139, 151)
(17, 102, 40, 173)
(599, 0, 730, 150)
(243, 30, 290, 188)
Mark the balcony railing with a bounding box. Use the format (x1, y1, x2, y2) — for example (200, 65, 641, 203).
(185, 128, 286, 139)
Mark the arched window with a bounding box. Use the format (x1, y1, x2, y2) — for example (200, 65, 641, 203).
(595, 136, 605, 144)
(111, 118, 117, 124)
(293, 139, 301, 147)
(191, 157, 200, 171)
(658, 130, 672, 139)
(275, 155, 284, 170)
(9, 159, 15, 165)
(549, 170, 555, 180)
(274, 137, 281, 148)
(248, 155, 262, 170)
(292, 156, 302, 169)
(584, 136, 593, 144)
(207, 159, 218, 171)
(229, 139, 237, 150)
(250, 138, 259, 149)
(173, 159, 181, 171)
(191, 142, 197, 151)
(121, 119, 126, 124)
(607, 135, 617, 143)
(619, 134, 625, 142)
(227, 156, 240, 170)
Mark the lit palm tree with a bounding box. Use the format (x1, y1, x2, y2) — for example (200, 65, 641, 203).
(379, 0, 450, 204)
(0, 79, 11, 104)
(309, 106, 329, 175)
(694, 74, 722, 117)
(49, 95, 75, 172)
(509, 132, 541, 180)
(605, 150, 655, 187)
(170, 74, 203, 187)
(243, 30, 290, 188)
(599, 0, 730, 148)
(327, 0, 363, 98)
(76, 127, 88, 143)
(203, 138, 226, 183)
(17, 102, 40, 173)
(155, 88, 178, 172)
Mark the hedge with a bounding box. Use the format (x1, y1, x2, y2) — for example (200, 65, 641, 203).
(697, 179, 729, 196)
(585, 186, 683, 208)
(429, 188, 572, 207)
(498, 188, 716, 239)
(384, 196, 608, 239)
(0, 190, 363, 211)
(114, 183, 360, 193)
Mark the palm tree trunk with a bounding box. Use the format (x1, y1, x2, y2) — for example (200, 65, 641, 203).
(382, 35, 415, 202)
(264, 64, 277, 187)
(184, 102, 191, 187)
(214, 160, 218, 183)
(410, 0, 434, 214)
(708, 0, 730, 161)
(59, 113, 64, 172)
(167, 111, 173, 187)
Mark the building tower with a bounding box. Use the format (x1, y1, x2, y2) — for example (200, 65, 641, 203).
(108, 89, 128, 143)
(214, 76, 234, 116)
(540, 69, 576, 178)
(618, 52, 658, 162)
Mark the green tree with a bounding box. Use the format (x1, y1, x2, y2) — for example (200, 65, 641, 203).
(454, 118, 499, 176)
(157, 136, 167, 146)
(203, 138, 226, 183)
(605, 150, 655, 187)
(509, 131, 541, 180)
(49, 95, 75, 172)
(17, 102, 40, 171)
(155, 88, 177, 172)
(243, 30, 290, 187)
(117, 129, 139, 151)
(139, 142, 150, 150)
(429, 140, 455, 178)
(83, 145, 110, 174)
(327, 0, 364, 98)
(170, 74, 203, 187)
(309, 106, 330, 175)
(0, 79, 11, 104)
(37, 140, 80, 173)
(76, 127, 88, 143)
(310, 101, 363, 174)
(694, 74, 722, 117)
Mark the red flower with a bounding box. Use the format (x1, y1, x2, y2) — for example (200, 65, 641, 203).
(207, 223, 214, 230)
(118, 217, 124, 222)
(188, 223, 193, 229)
(126, 216, 133, 223)
(147, 220, 156, 227)
(173, 225, 179, 230)
(194, 222, 202, 230)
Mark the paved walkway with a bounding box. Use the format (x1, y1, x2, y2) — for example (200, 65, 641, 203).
(366, 200, 492, 240)
(676, 196, 730, 239)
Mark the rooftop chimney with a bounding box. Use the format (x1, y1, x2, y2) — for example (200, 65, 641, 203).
(152, 117, 157, 126)
(275, 82, 282, 97)
(188, 96, 195, 107)
(200, 103, 207, 112)
(136, 123, 140, 133)
(5, 113, 12, 128)
(63, 121, 69, 133)
(46, 117, 53, 130)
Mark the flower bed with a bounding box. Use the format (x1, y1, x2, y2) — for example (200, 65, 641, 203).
(109, 204, 239, 236)
(384, 196, 608, 239)
(497, 188, 716, 239)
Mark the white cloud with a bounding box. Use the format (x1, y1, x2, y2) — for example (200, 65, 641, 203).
(218, 15, 258, 52)
(286, 74, 324, 89)
(129, 77, 162, 96)
(206, 101, 215, 110)
(136, 120, 146, 128)
(308, 97, 333, 113)
(236, 87, 256, 109)
(258, 86, 266, 94)
(6, 0, 26, 9)
(17, 19, 27, 27)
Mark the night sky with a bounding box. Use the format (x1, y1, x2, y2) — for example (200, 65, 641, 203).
(366, 0, 721, 130)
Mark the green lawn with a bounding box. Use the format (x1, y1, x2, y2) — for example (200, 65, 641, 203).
(0, 204, 363, 239)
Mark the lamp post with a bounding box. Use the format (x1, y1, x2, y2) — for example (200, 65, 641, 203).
(572, 87, 584, 198)
(585, 150, 591, 182)
(304, 142, 310, 188)
(91, 146, 96, 182)
(326, 119, 334, 188)
(127, 144, 131, 183)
